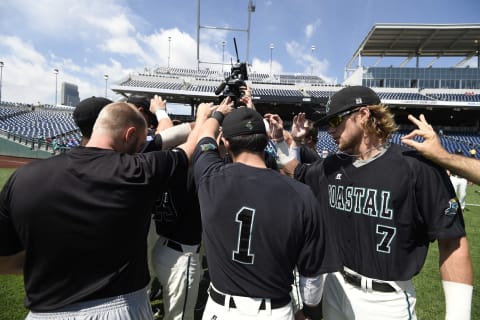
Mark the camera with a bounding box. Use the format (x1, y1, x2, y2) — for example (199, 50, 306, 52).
(215, 38, 249, 107)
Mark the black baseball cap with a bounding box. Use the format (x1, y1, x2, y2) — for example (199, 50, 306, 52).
(222, 107, 267, 138)
(73, 97, 112, 137)
(316, 86, 381, 125)
(127, 95, 157, 125)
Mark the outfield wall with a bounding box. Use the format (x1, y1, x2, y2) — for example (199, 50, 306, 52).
(0, 137, 51, 159)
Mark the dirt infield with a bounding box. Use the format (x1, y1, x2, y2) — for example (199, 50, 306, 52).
(0, 155, 37, 168)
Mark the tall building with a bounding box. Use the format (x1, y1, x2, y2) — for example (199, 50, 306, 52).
(61, 82, 80, 106)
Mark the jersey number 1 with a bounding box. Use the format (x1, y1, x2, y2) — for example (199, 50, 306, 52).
(232, 207, 255, 264)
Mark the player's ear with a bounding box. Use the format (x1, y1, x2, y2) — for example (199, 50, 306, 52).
(221, 137, 230, 148)
(124, 126, 137, 143)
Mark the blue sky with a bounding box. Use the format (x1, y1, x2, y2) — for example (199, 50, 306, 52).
(0, 0, 479, 105)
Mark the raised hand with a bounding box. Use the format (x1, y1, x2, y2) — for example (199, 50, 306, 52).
(264, 113, 284, 140)
(291, 112, 308, 141)
(401, 114, 448, 160)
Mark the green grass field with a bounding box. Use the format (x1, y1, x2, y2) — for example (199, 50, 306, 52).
(0, 167, 478, 319)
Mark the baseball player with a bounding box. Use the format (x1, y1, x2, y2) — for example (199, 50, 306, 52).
(72, 96, 113, 145)
(275, 86, 473, 320)
(191, 100, 340, 320)
(0, 102, 210, 319)
(127, 94, 198, 309)
(264, 112, 322, 317)
(73, 95, 200, 314)
(150, 166, 203, 320)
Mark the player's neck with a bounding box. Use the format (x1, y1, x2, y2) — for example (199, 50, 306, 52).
(231, 152, 267, 169)
(352, 136, 386, 160)
(85, 132, 116, 151)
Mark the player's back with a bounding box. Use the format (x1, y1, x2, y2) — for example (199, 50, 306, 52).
(196, 162, 329, 301)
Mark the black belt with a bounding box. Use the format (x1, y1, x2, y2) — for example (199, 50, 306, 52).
(164, 240, 201, 253)
(340, 270, 396, 293)
(209, 287, 290, 310)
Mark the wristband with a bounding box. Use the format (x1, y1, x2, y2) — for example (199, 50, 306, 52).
(442, 280, 473, 320)
(211, 111, 225, 125)
(300, 274, 325, 306)
(275, 140, 297, 168)
(155, 109, 169, 121)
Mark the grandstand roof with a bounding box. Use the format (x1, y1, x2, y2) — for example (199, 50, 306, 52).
(347, 23, 480, 67)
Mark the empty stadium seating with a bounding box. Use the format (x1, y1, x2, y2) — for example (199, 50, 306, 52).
(425, 93, 480, 103)
(0, 102, 81, 152)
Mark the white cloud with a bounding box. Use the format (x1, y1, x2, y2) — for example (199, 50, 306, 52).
(305, 25, 315, 39)
(251, 58, 283, 75)
(0, 0, 289, 103)
(83, 13, 135, 37)
(102, 37, 144, 56)
(304, 19, 321, 40)
(0, 34, 131, 103)
(0, 36, 45, 65)
(138, 27, 231, 71)
(285, 40, 333, 82)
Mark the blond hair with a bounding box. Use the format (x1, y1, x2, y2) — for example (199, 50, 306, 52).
(364, 104, 398, 143)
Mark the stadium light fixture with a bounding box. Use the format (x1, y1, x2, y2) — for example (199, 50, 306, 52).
(53, 68, 59, 106)
(104, 74, 109, 98)
(311, 45, 316, 75)
(475, 40, 479, 68)
(168, 36, 172, 72)
(0, 61, 4, 104)
(269, 43, 274, 75)
(221, 40, 226, 74)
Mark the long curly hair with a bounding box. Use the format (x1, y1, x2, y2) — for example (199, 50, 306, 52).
(363, 104, 398, 142)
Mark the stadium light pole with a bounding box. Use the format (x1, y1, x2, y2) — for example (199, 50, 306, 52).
(269, 43, 274, 76)
(53, 68, 59, 106)
(104, 74, 109, 98)
(476, 40, 479, 68)
(168, 36, 172, 72)
(311, 45, 316, 75)
(0, 61, 4, 104)
(221, 40, 226, 74)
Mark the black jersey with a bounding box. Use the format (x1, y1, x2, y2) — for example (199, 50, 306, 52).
(0, 146, 188, 311)
(193, 137, 339, 300)
(141, 128, 163, 153)
(153, 168, 202, 245)
(299, 145, 321, 164)
(295, 143, 466, 281)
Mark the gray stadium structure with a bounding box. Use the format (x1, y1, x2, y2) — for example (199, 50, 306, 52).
(111, 24, 480, 127)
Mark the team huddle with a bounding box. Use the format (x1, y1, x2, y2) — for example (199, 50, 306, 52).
(0, 86, 474, 320)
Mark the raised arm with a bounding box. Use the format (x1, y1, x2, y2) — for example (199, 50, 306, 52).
(177, 102, 214, 161)
(149, 94, 173, 133)
(401, 114, 480, 185)
(197, 97, 234, 142)
(264, 113, 300, 175)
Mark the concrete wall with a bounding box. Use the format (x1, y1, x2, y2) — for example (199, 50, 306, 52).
(0, 136, 52, 159)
